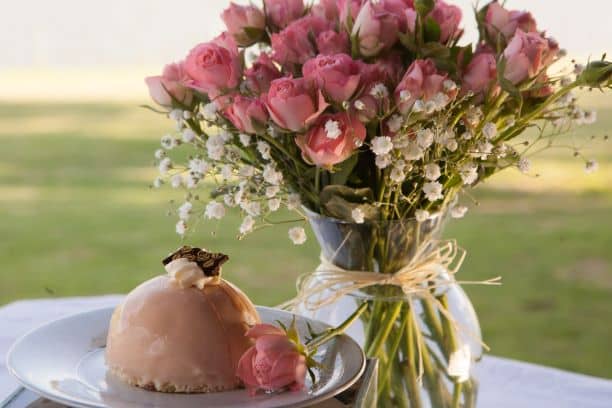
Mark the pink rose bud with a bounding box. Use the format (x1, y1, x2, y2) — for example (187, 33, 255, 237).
(184, 33, 242, 99)
(145, 62, 193, 108)
(245, 53, 282, 94)
(271, 16, 331, 67)
(264, 0, 304, 29)
(303, 53, 361, 103)
(266, 77, 329, 131)
(221, 2, 266, 46)
(429, 0, 462, 43)
(394, 59, 452, 114)
(461, 53, 498, 96)
(224, 95, 269, 134)
(236, 324, 308, 394)
(338, 0, 364, 26)
(296, 112, 366, 168)
(503, 29, 557, 84)
(351, 1, 400, 57)
(312, 0, 339, 22)
(485, 1, 537, 40)
(316, 30, 350, 55)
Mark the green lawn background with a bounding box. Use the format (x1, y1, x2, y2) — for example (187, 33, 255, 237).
(0, 91, 610, 377)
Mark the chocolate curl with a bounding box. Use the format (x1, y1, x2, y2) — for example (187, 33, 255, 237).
(162, 246, 229, 277)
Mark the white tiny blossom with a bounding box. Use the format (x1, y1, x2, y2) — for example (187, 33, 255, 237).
(175, 220, 187, 236)
(451, 205, 468, 219)
(560, 76, 573, 87)
(221, 164, 233, 180)
(460, 131, 473, 140)
(423, 181, 443, 202)
(178, 201, 192, 221)
(517, 157, 531, 174)
(585, 159, 599, 174)
(474, 141, 494, 160)
(202, 103, 217, 120)
(434, 129, 454, 144)
(182, 110, 193, 120)
(170, 174, 183, 188)
(482, 122, 497, 140)
(443, 79, 457, 92)
(189, 158, 209, 174)
(182, 128, 197, 143)
(342, 101, 350, 110)
(263, 164, 283, 185)
(412, 99, 425, 112)
(239, 165, 255, 178)
(288, 227, 307, 245)
(268, 198, 281, 211)
(169, 109, 183, 121)
(465, 106, 483, 126)
(390, 166, 405, 183)
(223, 194, 236, 207)
(416, 129, 434, 149)
(387, 115, 403, 133)
(154, 149, 166, 159)
(459, 163, 478, 185)
(432, 92, 450, 110)
(400, 90, 411, 102)
(352, 208, 365, 223)
(244, 201, 261, 217)
(583, 110, 597, 125)
(266, 185, 280, 198)
(371, 136, 394, 156)
(370, 83, 389, 99)
(424, 163, 441, 181)
(392, 135, 410, 149)
(445, 138, 458, 152)
(219, 129, 232, 143)
(574, 64, 585, 75)
(325, 120, 342, 139)
(403, 143, 424, 161)
(354, 99, 366, 110)
(287, 193, 301, 210)
(267, 125, 279, 139)
(152, 177, 163, 189)
(239, 216, 255, 234)
(185, 174, 198, 189)
(158, 157, 172, 175)
(415, 209, 430, 222)
(257, 141, 272, 160)
(161, 134, 177, 150)
(424, 100, 437, 114)
(206, 134, 226, 161)
(375, 154, 392, 169)
(239, 133, 251, 146)
(205, 201, 226, 220)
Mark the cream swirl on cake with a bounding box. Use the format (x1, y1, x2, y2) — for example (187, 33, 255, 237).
(105, 246, 260, 393)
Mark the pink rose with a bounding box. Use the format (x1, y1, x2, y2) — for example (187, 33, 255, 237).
(461, 53, 498, 96)
(352, 61, 398, 122)
(296, 112, 366, 167)
(221, 3, 265, 46)
(145, 62, 193, 108)
(394, 59, 452, 114)
(312, 0, 338, 21)
(503, 29, 557, 84)
(429, 0, 462, 43)
(380, 0, 414, 31)
(530, 74, 554, 98)
(224, 95, 269, 134)
(266, 77, 329, 131)
(303, 53, 361, 103)
(338, 0, 364, 26)
(351, 1, 399, 57)
(271, 16, 331, 67)
(485, 1, 537, 40)
(184, 33, 242, 99)
(245, 53, 282, 94)
(264, 0, 304, 29)
(316, 30, 350, 55)
(236, 324, 307, 394)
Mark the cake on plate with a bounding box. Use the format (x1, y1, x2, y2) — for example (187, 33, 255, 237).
(105, 246, 260, 393)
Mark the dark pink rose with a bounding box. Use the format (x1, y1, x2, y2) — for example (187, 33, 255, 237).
(338, 0, 364, 26)
(485, 1, 537, 40)
(303, 53, 361, 103)
(184, 33, 242, 98)
(296, 112, 366, 167)
(380, 0, 414, 31)
(271, 16, 331, 67)
(351, 1, 399, 57)
(503, 29, 557, 84)
(429, 0, 462, 43)
(461, 52, 498, 96)
(394, 59, 452, 114)
(312, 0, 338, 21)
(236, 324, 307, 394)
(266, 77, 329, 131)
(316, 30, 350, 55)
(264, 0, 304, 29)
(245, 53, 282, 94)
(221, 2, 265, 46)
(145, 62, 193, 107)
(352, 61, 398, 122)
(224, 95, 269, 134)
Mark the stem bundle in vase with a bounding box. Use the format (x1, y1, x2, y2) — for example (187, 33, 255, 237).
(143, 0, 611, 405)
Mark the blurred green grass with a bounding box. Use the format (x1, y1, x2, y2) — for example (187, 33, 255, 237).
(0, 95, 611, 378)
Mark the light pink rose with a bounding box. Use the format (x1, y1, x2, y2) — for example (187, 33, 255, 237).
(245, 53, 282, 94)
(264, 0, 304, 29)
(303, 53, 361, 103)
(266, 77, 329, 131)
(221, 3, 265, 46)
(296, 112, 366, 167)
(394, 59, 452, 114)
(316, 30, 350, 55)
(485, 1, 537, 40)
(461, 53, 498, 96)
(271, 16, 331, 67)
(145, 62, 193, 108)
(503, 29, 557, 84)
(236, 324, 307, 394)
(352, 61, 398, 122)
(312, 0, 338, 21)
(338, 0, 364, 26)
(429, 0, 462, 43)
(380, 0, 414, 31)
(184, 33, 242, 99)
(224, 95, 269, 134)
(351, 1, 399, 57)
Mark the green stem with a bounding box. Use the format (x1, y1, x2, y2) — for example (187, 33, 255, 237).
(366, 301, 402, 357)
(306, 302, 368, 352)
(452, 382, 463, 408)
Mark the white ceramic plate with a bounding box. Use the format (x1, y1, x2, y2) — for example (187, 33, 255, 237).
(6, 306, 365, 408)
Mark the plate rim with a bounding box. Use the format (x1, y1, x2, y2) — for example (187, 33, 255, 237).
(6, 305, 366, 408)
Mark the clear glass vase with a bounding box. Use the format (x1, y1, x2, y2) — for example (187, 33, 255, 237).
(297, 209, 482, 408)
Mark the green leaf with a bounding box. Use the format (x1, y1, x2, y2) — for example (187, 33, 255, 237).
(423, 17, 441, 42)
(330, 153, 359, 185)
(414, 0, 435, 17)
(139, 104, 167, 114)
(319, 185, 379, 221)
(242, 26, 264, 41)
(421, 42, 450, 58)
(398, 31, 418, 52)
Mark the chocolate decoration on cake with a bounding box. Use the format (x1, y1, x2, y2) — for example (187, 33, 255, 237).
(162, 246, 229, 277)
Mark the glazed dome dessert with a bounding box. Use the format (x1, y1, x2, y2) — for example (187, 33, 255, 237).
(106, 246, 260, 393)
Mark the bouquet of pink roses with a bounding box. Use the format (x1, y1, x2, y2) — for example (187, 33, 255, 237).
(145, 0, 610, 406)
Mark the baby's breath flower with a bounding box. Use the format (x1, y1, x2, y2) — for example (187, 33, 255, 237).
(351, 207, 365, 224)
(154, 149, 166, 159)
(205, 201, 226, 219)
(412, 99, 425, 113)
(415, 209, 430, 222)
(424, 163, 441, 181)
(189, 158, 209, 174)
(201, 102, 217, 120)
(263, 164, 283, 185)
(158, 157, 172, 175)
(221, 164, 233, 180)
(325, 120, 342, 139)
(387, 115, 403, 133)
(583, 110, 597, 125)
(416, 129, 434, 149)
(175, 220, 187, 236)
(268, 198, 281, 211)
(268, 125, 279, 139)
(432, 92, 450, 110)
(451, 205, 468, 219)
(161, 134, 177, 150)
(460, 131, 473, 140)
(422, 181, 443, 202)
(182, 128, 197, 143)
(186, 174, 199, 189)
(371, 136, 394, 156)
(219, 129, 233, 143)
(574, 63, 585, 75)
(178, 201, 192, 221)
(257, 141, 272, 160)
(206, 134, 226, 161)
(517, 157, 531, 174)
(354, 99, 366, 110)
(169, 109, 183, 121)
(482, 122, 497, 140)
(445, 138, 458, 152)
(560, 76, 573, 86)
(424, 100, 437, 114)
(239, 165, 255, 178)
(244, 201, 261, 217)
(375, 154, 392, 169)
(403, 143, 424, 161)
(288, 227, 307, 245)
(239, 133, 251, 146)
(223, 193, 236, 207)
(465, 106, 483, 126)
(474, 141, 494, 160)
(152, 177, 163, 189)
(182, 110, 193, 120)
(170, 174, 183, 188)
(400, 90, 411, 102)
(585, 159, 599, 174)
(443, 79, 457, 92)
(239, 216, 255, 234)
(287, 193, 301, 210)
(459, 162, 478, 185)
(266, 185, 280, 198)
(390, 166, 405, 183)
(370, 83, 389, 99)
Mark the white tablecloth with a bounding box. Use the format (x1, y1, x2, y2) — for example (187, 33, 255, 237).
(1, 296, 612, 407)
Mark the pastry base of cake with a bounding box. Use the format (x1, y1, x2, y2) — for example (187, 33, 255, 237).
(108, 365, 240, 393)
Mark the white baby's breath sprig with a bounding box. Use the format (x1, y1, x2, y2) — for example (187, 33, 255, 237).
(288, 227, 307, 245)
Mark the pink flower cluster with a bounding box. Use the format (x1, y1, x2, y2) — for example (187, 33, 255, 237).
(146, 0, 561, 168)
